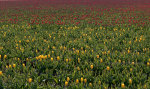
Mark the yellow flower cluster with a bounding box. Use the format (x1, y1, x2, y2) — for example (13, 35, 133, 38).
(65, 26, 79, 30)
(36, 55, 47, 60)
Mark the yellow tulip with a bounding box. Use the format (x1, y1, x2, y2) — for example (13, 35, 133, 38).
(78, 58, 80, 63)
(132, 62, 135, 65)
(52, 51, 54, 54)
(96, 55, 99, 58)
(76, 79, 79, 84)
(72, 48, 75, 51)
(51, 57, 53, 62)
(118, 60, 121, 63)
(57, 56, 60, 61)
(0, 71, 2, 76)
(128, 50, 130, 53)
(67, 77, 70, 82)
(89, 83, 92, 87)
(28, 78, 32, 83)
(108, 50, 110, 54)
(100, 58, 103, 63)
(84, 79, 87, 83)
(121, 83, 125, 88)
(90, 65, 93, 69)
(13, 64, 16, 68)
(23, 63, 25, 67)
(65, 81, 68, 86)
(4, 55, 7, 59)
(106, 66, 110, 71)
(9, 65, 12, 68)
(66, 59, 68, 62)
(129, 78, 132, 84)
(77, 66, 80, 71)
(48, 54, 50, 58)
(81, 77, 83, 82)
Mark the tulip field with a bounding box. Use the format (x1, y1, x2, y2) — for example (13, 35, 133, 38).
(0, 1, 150, 89)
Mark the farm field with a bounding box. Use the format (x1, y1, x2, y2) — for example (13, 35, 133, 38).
(0, 1, 150, 89)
